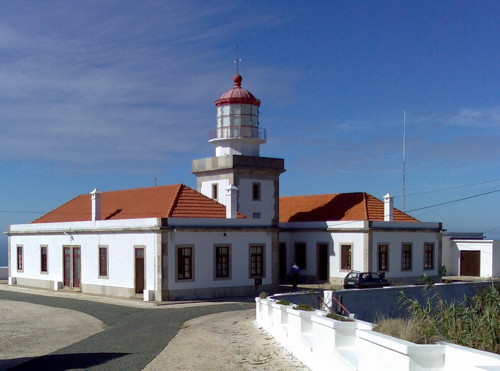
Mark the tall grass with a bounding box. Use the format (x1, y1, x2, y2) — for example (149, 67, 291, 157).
(395, 283, 499, 353)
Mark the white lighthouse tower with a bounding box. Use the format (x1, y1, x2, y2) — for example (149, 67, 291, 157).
(192, 74, 285, 226)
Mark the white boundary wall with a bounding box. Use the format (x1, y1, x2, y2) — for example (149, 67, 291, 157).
(255, 297, 500, 371)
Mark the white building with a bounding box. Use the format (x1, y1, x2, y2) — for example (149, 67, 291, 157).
(442, 232, 500, 278)
(7, 73, 443, 301)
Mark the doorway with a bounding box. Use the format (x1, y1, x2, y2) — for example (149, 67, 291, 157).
(317, 243, 329, 281)
(63, 246, 81, 289)
(279, 243, 287, 282)
(460, 250, 480, 276)
(135, 247, 145, 294)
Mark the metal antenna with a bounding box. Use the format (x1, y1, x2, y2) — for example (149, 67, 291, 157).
(402, 110, 407, 212)
(234, 44, 241, 74)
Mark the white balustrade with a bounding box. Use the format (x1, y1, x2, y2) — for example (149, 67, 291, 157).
(255, 297, 500, 371)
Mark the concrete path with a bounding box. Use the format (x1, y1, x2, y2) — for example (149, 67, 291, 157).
(0, 286, 307, 370)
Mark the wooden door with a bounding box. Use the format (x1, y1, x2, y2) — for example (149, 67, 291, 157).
(317, 243, 329, 281)
(279, 243, 287, 282)
(460, 251, 480, 276)
(135, 248, 145, 294)
(73, 247, 81, 289)
(63, 247, 71, 287)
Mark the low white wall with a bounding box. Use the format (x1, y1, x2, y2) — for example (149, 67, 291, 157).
(255, 298, 500, 371)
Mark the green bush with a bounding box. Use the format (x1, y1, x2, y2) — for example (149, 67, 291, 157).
(258, 292, 268, 299)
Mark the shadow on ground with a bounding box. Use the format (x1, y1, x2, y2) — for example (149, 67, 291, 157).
(3, 352, 129, 370)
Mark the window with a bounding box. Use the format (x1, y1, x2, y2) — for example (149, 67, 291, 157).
(17, 245, 23, 271)
(424, 243, 434, 269)
(401, 243, 412, 270)
(295, 243, 307, 269)
(250, 245, 264, 277)
(215, 245, 230, 279)
(99, 247, 108, 277)
(211, 183, 218, 200)
(177, 246, 193, 280)
(252, 182, 261, 201)
(41, 246, 48, 273)
(252, 212, 261, 219)
(378, 244, 389, 271)
(340, 245, 351, 270)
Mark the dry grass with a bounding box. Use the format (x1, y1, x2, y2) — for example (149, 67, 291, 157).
(375, 317, 426, 344)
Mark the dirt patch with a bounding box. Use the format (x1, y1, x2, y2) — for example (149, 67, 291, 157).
(144, 309, 308, 370)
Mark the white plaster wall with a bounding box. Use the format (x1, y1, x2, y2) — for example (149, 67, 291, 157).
(9, 230, 159, 291)
(166, 230, 273, 290)
(493, 241, 500, 277)
(371, 231, 440, 278)
(279, 230, 366, 279)
(454, 240, 495, 277)
(441, 236, 457, 275)
(200, 178, 230, 207)
(238, 178, 275, 221)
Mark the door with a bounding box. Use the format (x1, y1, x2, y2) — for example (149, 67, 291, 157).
(317, 243, 329, 281)
(460, 251, 480, 276)
(73, 247, 81, 289)
(135, 248, 145, 294)
(63, 247, 71, 287)
(279, 243, 287, 282)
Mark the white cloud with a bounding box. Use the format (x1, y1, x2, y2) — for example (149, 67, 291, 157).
(413, 107, 500, 128)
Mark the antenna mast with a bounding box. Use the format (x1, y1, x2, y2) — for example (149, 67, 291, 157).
(402, 110, 406, 212)
(234, 44, 241, 74)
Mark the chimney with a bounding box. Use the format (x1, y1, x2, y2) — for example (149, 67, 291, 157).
(90, 188, 102, 221)
(225, 185, 238, 219)
(383, 193, 394, 222)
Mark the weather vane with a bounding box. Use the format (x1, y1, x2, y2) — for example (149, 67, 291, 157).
(234, 44, 241, 74)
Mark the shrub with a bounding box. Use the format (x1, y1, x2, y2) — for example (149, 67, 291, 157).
(326, 312, 354, 322)
(276, 299, 290, 306)
(258, 292, 268, 299)
(293, 303, 315, 311)
(398, 283, 499, 353)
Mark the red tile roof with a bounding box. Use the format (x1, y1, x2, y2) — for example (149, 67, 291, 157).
(32, 184, 242, 223)
(279, 192, 418, 223)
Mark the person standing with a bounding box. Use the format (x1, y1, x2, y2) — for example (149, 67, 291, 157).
(290, 263, 299, 289)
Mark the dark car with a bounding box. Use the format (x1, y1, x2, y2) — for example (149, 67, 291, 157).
(343, 271, 390, 289)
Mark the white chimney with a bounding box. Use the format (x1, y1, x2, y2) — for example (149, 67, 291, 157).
(383, 193, 394, 222)
(90, 188, 102, 221)
(225, 185, 238, 219)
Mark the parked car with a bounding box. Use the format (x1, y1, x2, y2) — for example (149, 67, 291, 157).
(343, 271, 390, 289)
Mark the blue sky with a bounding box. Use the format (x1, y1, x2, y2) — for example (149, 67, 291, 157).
(0, 1, 499, 264)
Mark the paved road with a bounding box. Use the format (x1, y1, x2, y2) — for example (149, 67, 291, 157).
(0, 290, 254, 370)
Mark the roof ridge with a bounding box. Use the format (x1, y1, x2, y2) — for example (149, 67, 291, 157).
(362, 192, 370, 220)
(166, 184, 184, 217)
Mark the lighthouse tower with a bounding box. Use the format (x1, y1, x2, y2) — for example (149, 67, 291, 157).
(192, 74, 285, 225)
